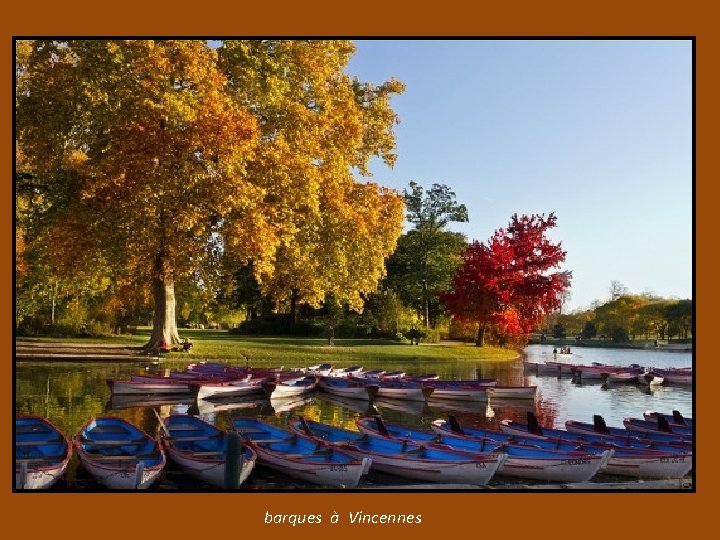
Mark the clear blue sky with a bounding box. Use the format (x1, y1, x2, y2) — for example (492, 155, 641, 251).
(346, 39, 693, 312)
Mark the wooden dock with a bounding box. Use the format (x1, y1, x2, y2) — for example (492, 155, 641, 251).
(15, 341, 159, 363)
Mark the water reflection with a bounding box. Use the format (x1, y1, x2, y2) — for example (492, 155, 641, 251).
(15, 344, 693, 460)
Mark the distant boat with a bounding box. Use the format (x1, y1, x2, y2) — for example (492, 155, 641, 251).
(268, 376, 318, 398)
(195, 378, 271, 401)
(328, 366, 364, 378)
(15, 416, 72, 490)
(373, 380, 433, 402)
(75, 416, 166, 489)
(161, 414, 256, 488)
(317, 376, 379, 400)
(648, 367, 692, 385)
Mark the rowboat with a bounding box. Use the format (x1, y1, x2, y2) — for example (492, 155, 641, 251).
(289, 417, 506, 486)
(303, 363, 333, 376)
(75, 416, 166, 489)
(430, 416, 609, 482)
(373, 380, 433, 402)
(421, 381, 491, 401)
(643, 410, 693, 426)
(648, 367, 692, 385)
(501, 414, 691, 447)
(565, 416, 692, 443)
(107, 378, 194, 395)
(328, 366, 364, 378)
(231, 417, 370, 488)
(498, 415, 693, 478)
(267, 375, 318, 398)
(318, 376, 379, 400)
(355, 369, 386, 379)
(422, 383, 489, 402)
(622, 417, 693, 437)
(542, 361, 575, 376)
(195, 378, 271, 401)
(161, 414, 256, 488)
(486, 385, 537, 400)
(605, 370, 640, 383)
(15, 416, 72, 489)
(509, 435, 692, 479)
(381, 370, 409, 380)
(403, 373, 440, 381)
(571, 364, 614, 380)
(133, 371, 250, 384)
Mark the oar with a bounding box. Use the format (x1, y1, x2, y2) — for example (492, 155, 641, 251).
(298, 416, 314, 437)
(153, 408, 171, 438)
(373, 415, 389, 436)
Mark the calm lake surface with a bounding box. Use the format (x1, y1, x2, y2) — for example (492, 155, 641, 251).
(14, 343, 693, 490)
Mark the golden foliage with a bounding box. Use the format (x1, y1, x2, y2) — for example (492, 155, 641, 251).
(17, 39, 405, 315)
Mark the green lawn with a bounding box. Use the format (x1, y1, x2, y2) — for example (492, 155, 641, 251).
(17, 328, 519, 367)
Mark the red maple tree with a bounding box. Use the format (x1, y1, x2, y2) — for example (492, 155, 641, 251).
(440, 213, 571, 346)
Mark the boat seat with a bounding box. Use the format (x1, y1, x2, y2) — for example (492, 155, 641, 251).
(79, 438, 146, 446)
(167, 435, 219, 442)
(15, 437, 61, 446)
(16, 426, 53, 435)
(15, 453, 67, 463)
(86, 453, 157, 461)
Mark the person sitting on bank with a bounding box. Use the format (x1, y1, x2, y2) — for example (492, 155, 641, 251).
(182, 338, 193, 352)
(158, 339, 170, 354)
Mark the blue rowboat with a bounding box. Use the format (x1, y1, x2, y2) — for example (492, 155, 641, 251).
(622, 416, 693, 437)
(15, 416, 72, 489)
(425, 416, 609, 482)
(289, 416, 506, 486)
(161, 414, 256, 488)
(643, 410, 693, 427)
(231, 417, 370, 488)
(565, 415, 692, 443)
(494, 415, 692, 479)
(501, 413, 692, 450)
(75, 416, 166, 489)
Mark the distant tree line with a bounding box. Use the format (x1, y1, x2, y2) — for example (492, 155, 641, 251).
(544, 295, 693, 343)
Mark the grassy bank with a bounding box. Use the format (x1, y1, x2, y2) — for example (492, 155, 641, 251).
(16, 328, 519, 366)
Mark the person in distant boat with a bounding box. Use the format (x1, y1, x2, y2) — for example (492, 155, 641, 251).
(182, 338, 193, 352)
(553, 347, 558, 355)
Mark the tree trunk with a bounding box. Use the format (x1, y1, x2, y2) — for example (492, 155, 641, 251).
(289, 288, 298, 323)
(475, 324, 485, 347)
(148, 253, 180, 349)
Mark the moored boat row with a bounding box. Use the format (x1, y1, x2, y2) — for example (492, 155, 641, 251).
(525, 359, 692, 387)
(17, 406, 693, 489)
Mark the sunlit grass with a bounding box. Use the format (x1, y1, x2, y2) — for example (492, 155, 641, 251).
(16, 327, 519, 367)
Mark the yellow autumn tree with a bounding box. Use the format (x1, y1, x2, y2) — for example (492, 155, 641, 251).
(16, 39, 405, 346)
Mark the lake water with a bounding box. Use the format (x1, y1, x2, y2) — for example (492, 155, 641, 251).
(14, 343, 693, 489)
